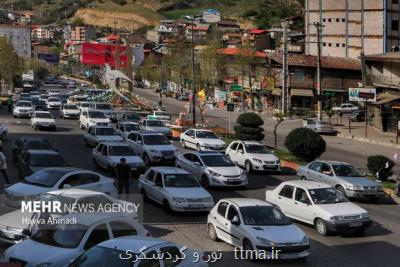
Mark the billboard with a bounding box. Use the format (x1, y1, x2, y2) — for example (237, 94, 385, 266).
(349, 88, 376, 102)
(81, 43, 127, 68)
(37, 53, 59, 64)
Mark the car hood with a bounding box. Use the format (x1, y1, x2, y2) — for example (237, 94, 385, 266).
(208, 166, 242, 176)
(146, 126, 171, 133)
(198, 139, 225, 146)
(34, 118, 55, 123)
(96, 135, 123, 142)
(5, 239, 78, 266)
(165, 187, 211, 199)
(15, 107, 32, 110)
(0, 209, 32, 230)
(317, 202, 367, 216)
(245, 224, 305, 243)
(64, 109, 80, 113)
(338, 176, 377, 187)
(247, 153, 279, 161)
(48, 102, 61, 105)
(89, 118, 110, 123)
(109, 156, 144, 165)
(146, 145, 176, 152)
(5, 182, 49, 197)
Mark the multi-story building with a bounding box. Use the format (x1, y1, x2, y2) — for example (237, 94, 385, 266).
(185, 24, 210, 42)
(305, 0, 400, 59)
(64, 25, 96, 42)
(242, 29, 272, 51)
(31, 25, 55, 40)
(0, 24, 31, 58)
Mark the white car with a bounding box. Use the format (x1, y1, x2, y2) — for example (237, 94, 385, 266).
(332, 103, 359, 113)
(80, 110, 110, 129)
(147, 110, 171, 121)
(1, 213, 150, 267)
(139, 167, 214, 213)
(78, 101, 90, 112)
(69, 236, 208, 267)
(46, 96, 62, 110)
(60, 103, 80, 119)
(225, 141, 280, 173)
(139, 119, 172, 139)
(13, 101, 34, 118)
(265, 180, 372, 236)
(31, 111, 56, 131)
(175, 151, 247, 188)
(83, 126, 123, 147)
(89, 102, 115, 117)
(180, 129, 226, 151)
(207, 198, 309, 260)
(0, 123, 8, 141)
(0, 188, 137, 244)
(126, 131, 177, 165)
(114, 121, 142, 140)
(92, 142, 145, 174)
(4, 167, 118, 200)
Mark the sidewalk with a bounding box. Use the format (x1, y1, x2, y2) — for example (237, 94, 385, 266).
(333, 121, 400, 149)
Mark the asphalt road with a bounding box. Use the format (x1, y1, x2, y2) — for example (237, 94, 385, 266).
(0, 94, 398, 266)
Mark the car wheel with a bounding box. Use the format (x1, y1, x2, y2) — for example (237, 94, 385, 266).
(300, 176, 307, 180)
(208, 224, 219, 241)
(243, 238, 254, 251)
(336, 185, 347, 198)
(245, 161, 253, 173)
(163, 199, 173, 214)
(201, 175, 210, 189)
(143, 154, 151, 166)
(196, 143, 201, 151)
(315, 218, 328, 236)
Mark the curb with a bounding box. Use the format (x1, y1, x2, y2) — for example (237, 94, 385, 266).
(336, 133, 400, 149)
(281, 160, 300, 171)
(383, 188, 400, 204)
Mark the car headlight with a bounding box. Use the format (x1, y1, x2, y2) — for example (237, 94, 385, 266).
(36, 263, 52, 267)
(330, 215, 345, 221)
(252, 158, 263, 163)
(347, 184, 363, 190)
(300, 236, 309, 246)
(256, 237, 275, 246)
(172, 197, 186, 203)
(206, 168, 222, 177)
(203, 197, 213, 203)
(361, 213, 369, 219)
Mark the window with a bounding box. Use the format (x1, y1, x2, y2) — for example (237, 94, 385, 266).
(336, 18, 339, 22)
(84, 224, 109, 250)
(59, 173, 99, 188)
(110, 221, 137, 238)
(160, 246, 183, 267)
(229, 142, 238, 151)
(394, 0, 399, 3)
(191, 155, 202, 164)
(127, 133, 138, 142)
(328, 43, 332, 47)
(342, 18, 345, 22)
(217, 202, 228, 217)
(322, 18, 326, 22)
(336, 43, 340, 47)
(309, 162, 322, 172)
(79, 173, 100, 184)
(328, 18, 332, 22)
(138, 251, 160, 267)
(96, 144, 103, 153)
(295, 188, 311, 204)
(146, 170, 156, 182)
(237, 143, 244, 153)
(279, 185, 294, 199)
(342, 43, 346, 47)
(321, 163, 333, 176)
(154, 173, 163, 186)
(227, 205, 239, 221)
(183, 153, 193, 161)
(323, 43, 326, 46)
(186, 130, 194, 137)
(392, 20, 399, 31)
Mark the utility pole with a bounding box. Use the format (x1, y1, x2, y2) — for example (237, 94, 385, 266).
(281, 21, 289, 115)
(314, 22, 323, 120)
(189, 18, 196, 126)
(126, 32, 133, 92)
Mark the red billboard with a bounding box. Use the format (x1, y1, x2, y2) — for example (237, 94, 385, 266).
(81, 43, 127, 68)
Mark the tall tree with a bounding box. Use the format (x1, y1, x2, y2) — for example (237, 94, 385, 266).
(0, 38, 23, 93)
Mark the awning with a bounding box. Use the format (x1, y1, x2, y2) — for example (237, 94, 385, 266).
(375, 93, 400, 105)
(322, 88, 345, 92)
(291, 89, 314, 97)
(272, 88, 282, 96)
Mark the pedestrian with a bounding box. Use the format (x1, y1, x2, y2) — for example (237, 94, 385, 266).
(7, 95, 13, 113)
(115, 158, 132, 194)
(0, 148, 10, 184)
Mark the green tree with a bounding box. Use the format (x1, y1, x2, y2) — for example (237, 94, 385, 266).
(0, 38, 23, 93)
(234, 112, 264, 141)
(285, 128, 326, 161)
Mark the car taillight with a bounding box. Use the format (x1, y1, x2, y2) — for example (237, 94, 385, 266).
(146, 231, 152, 237)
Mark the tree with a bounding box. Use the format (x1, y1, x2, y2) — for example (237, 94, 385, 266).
(273, 113, 285, 150)
(285, 128, 326, 161)
(234, 112, 264, 141)
(0, 38, 23, 93)
(71, 17, 85, 27)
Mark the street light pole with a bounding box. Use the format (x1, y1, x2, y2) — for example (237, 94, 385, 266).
(190, 18, 196, 127)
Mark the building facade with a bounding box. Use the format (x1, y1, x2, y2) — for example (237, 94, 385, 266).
(64, 25, 96, 42)
(305, 0, 400, 59)
(0, 24, 31, 58)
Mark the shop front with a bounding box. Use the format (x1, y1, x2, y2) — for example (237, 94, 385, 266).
(374, 91, 400, 132)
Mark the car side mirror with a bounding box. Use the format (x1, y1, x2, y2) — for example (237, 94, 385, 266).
(238, 149, 244, 154)
(137, 141, 143, 145)
(231, 215, 240, 226)
(63, 184, 71, 189)
(22, 228, 31, 237)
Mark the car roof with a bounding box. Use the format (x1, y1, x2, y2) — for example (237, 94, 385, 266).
(136, 131, 164, 136)
(192, 151, 222, 156)
(26, 149, 60, 155)
(98, 236, 170, 252)
(221, 198, 272, 207)
(312, 160, 350, 165)
(192, 128, 212, 132)
(236, 141, 262, 145)
(281, 180, 332, 189)
(150, 167, 189, 174)
(120, 122, 139, 125)
(99, 142, 130, 146)
(48, 188, 105, 196)
(19, 136, 49, 142)
(91, 126, 114, 129)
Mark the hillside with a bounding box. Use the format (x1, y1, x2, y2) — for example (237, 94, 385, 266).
(1, 0, 303, 29)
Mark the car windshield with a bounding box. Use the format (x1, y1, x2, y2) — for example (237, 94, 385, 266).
(16, 102, 31, 107)
(245, 144, 271, 154)
(196, 131, 218, 139)
(30, 154, 65, 167)
(37, 193, 76, 215)
(31, 223, 87, 249)
(164, 173, 200, 187)
(23, 169, 71, 187)
(124, 124, 141, 132)
(332, 164, 362, 177)
(64, 105, 79, 110)
(35, 113, 53, 119)
(309, 188, 348, 204)
(124, 113, 141, 121)
(109, 146, 136, 156)
(200, 155, 235, 167)
(96, 104, 112, 110)
(80, 103, 90, 107)
(71, 246, 133, 267)
(143, 135, 170, 145)
(22, 140, 52, 150)
(48, 98, 59, 102)
(147, 120, 165, 127)
(241, 206, 292, 226)
(89, 111, 106, 119)
(96, 128, 116, 136)
(319, 121, 331, 125)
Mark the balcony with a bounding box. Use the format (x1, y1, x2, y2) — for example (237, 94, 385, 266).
(369, 74, 400, 88)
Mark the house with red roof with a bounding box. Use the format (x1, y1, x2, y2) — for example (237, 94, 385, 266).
(243, 29, 272, 51)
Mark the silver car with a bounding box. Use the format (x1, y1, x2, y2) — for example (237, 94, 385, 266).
(303, 119, 334, 134)
(297, 160, 384, 200)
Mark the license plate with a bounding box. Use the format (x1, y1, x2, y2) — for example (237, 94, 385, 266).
(349, 222, 362, 227)
(364, 190, 376, 194)
(228, 179, 239, 182)
(188, 204, 203, 208)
